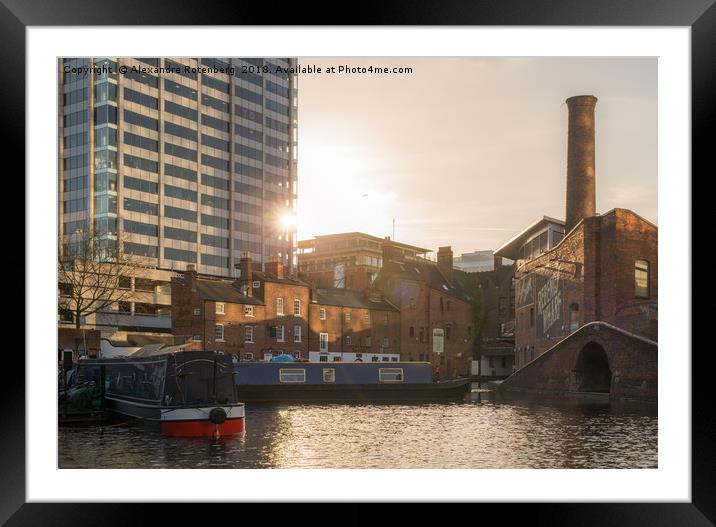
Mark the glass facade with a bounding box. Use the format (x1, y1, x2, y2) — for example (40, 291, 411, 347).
(59, 57, 298, 277)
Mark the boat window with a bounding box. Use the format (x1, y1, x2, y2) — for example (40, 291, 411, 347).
(379, 368, 404, 382)
(279, 368, 306, 383)
(323, 368, 335, 383)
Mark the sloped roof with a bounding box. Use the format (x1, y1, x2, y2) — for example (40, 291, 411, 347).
(252, 270, 309, 286)
(379, 259, 474, 303)
(195, 279, 264, 305)
(313, 287, 398, 311)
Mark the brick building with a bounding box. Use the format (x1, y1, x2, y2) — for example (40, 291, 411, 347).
(374, 243, 476, 378)
(496, 208, 657, 369)
(172, 255, 402, 363)
(494, 96, 658, 377)
(297, 232, 429, 291)
(307, 288, 401, 361)
(471, 258, 516, 378)
(171, 258, 310, 361)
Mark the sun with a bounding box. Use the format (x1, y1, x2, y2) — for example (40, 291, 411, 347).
(281, 213, 298, 229)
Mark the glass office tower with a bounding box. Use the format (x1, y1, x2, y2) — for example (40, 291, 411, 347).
(58, 57, 298, 333)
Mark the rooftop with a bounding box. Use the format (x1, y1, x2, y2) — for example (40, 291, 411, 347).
(313, 287, 398, 311)
(298, 232, 429, 254)
(494, 216, 565, 260)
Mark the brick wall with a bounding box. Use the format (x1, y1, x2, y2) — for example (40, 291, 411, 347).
(514, 209, 658, 368)
(500, 322, 657, 400)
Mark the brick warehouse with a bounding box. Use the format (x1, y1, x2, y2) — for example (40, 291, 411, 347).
(374, 242, 476, 378)
(498, 208, 657, 369)
(171, 254, 401, 362)
(494, 95, 657, 399)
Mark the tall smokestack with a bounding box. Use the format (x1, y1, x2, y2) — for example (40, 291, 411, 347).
(565, 95, 597, 232)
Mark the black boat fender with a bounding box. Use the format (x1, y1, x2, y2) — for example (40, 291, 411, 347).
(209, 407, 227, 424)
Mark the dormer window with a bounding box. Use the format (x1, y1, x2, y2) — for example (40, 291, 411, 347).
(253, 280, 261, 289)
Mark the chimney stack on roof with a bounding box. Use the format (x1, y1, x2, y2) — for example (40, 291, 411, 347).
(381, 237, 404, 264)
(235, 251, 253, 296)
(265, 259, 285, 279)
(565, 95, 598, 232)
(437, 246, 454, 284)
(185, 263, 197, 292)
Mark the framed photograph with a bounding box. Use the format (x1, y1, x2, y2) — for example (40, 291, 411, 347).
(7, 0, 707, 523)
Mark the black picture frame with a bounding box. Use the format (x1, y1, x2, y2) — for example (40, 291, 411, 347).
(5, 0, 706, 524)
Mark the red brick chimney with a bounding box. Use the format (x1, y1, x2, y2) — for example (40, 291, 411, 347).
(265, 259, 285, 279)
(565, 95, 598, 232)
(437, 246, 454, 284)
(235, 252, 253, 296)
(185, 263, 197, 292)
(381, 237, 403, 264)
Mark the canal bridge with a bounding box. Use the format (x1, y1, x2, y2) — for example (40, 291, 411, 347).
(498, 321, 657, 401)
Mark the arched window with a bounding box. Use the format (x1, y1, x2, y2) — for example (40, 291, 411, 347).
(569, 303, 580, 332)
(635, 259, 650, 298)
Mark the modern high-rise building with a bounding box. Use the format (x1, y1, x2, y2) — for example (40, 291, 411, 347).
(58, 57, 298, 336)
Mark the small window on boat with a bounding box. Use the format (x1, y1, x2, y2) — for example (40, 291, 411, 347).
(319, 355, 328, 362)
(323, 368, 335, 383)
(332, 356, 342, 362)
(279, 368, 306, 383)
(391, 357, 398, 362)
(379, 368, 404, 382)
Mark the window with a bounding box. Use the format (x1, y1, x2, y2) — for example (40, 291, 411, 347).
(253, 280, 261, 289)
(245, 326, 254, 343)
(447, 301, 451, 312)
(279, 369, 306, 383)
(323, 368, 335, 383)
(569, 303, 580, 332)
(445, 326, 451, 341)
(382, 337, 389, 348)
(346, 335, 352, 346)
(244, 352, 253, 360)
(215, 324, 224, 341)
(409, 326, 415, 338)
(193, 308, 201, 316)
(332, 356, 342, 362)
(379, 368, 404, 382)
(319, 332, 328, 352)
(530, 308, 535, 327)
(216, 302, 225, 315)
(366, 336, 372, 347)
(383, 314, 389, 326)
(440, 297, 444, 312)
(293, 299, 301, 316)
(319, 355, 328, 362)
(276, 325, 284, 342)
(276, 297, 284, 315)
(364, 312, 370, 323)
(635, 259, 650, 298)
(192, 335, 201, 342)
(294, 325, 302, 343)
(319, 308, 326, 320)
(244, 305, 254, 317)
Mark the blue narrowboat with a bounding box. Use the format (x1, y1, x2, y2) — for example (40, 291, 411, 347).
(234, 360, 471, 402)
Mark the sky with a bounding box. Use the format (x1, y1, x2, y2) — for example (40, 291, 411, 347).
(295, 57, 657, 256)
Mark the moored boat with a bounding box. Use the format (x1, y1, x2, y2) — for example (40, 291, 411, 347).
(73, 346, 245, 438)
(233, 360, 471, 403)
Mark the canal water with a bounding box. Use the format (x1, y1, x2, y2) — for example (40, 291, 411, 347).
(58, 389, 657, 469)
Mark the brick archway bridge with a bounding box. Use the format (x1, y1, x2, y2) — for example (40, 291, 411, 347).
(498, 321, 657, 401)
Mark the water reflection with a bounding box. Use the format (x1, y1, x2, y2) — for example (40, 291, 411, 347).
(59, 391, 657, 469)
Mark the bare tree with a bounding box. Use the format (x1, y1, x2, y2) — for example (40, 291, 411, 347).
(58, 230, 151, 329)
